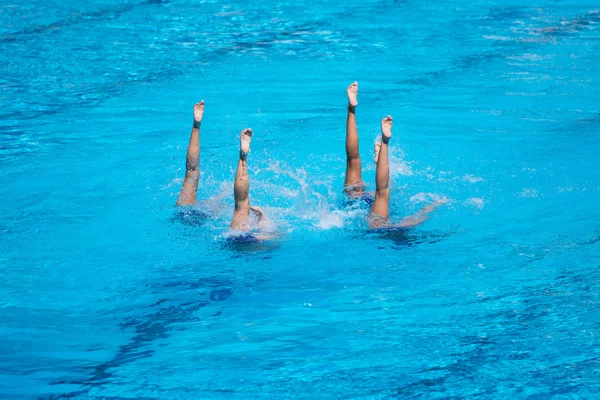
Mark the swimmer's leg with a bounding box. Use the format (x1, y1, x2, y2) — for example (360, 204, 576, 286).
(176, 100, 205, 206)
(369, 115, 393, 228)
(230, 128, 253, 230)
(344, 81, 364, 192)
(396, 201, 443, 228)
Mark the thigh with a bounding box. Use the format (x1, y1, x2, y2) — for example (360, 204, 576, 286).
(343, 181, 366, 197)
(344, 157, 363, 186)
(370, 190, 390, 220)
(177, 171, 199, 206)
(230, 207, 250, 230)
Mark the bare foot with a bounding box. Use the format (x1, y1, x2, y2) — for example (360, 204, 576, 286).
(193, 100, 205, 126)
(381, 115, 393, 143)
(347, 81, 358, 109)
(240, 128, 253, 156)
(374, 140, 381, 163)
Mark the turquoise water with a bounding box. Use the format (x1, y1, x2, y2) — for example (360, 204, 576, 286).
(2, 0, 600, 398)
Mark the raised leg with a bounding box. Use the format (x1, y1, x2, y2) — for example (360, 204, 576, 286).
(344, 81, 364, 192)
(176, 100, 205, 206)
(369, 116, 393, 227)
(230, 128, 253, 230)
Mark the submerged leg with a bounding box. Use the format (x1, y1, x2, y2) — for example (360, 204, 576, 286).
(396, 201, 443, 229)
(177, 100, 205, 206)
(369, 115, 393, 228)
(230, 128, 253, 230)
(344, 81, 364, 192)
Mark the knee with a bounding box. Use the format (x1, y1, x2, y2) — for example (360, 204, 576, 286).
(185, 170, 199, 179)
(186, 162, 199, 172)
(376, 188, 390, 198)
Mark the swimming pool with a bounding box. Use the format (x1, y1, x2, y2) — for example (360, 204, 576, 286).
(1, 0, 600, 398)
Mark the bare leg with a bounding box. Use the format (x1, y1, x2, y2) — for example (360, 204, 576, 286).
(176, 100, 205, 206)
(344, 81, 364, 193)
(369, 116, 393, 228)
(395, 201, 443, 228)
(230, 128, 253, 230)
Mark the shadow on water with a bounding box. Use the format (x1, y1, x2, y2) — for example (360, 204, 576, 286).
(1, 0, 173, 44)
(399, 10, 600, 90)
(393, 255, 600, 398)
(222, 234, 283, 256)
(363, 228, 454, 249)
(543, 10, 600, 37)
(170, 207, 211, 227)
(40, 274, 240, 399)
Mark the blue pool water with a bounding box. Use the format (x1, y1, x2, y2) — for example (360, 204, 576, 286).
(1, 0, 600, 398)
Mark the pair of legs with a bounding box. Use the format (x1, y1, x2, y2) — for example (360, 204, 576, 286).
(176, 101, 265, 231)
(343, 82, 439, 229)
(344, 82, 392, 227)
(230, 128, 267, 231)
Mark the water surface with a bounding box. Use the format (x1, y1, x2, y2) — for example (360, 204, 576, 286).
(1, 0, 600, 398)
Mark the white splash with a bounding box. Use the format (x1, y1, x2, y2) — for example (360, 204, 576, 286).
(463, 174, 483, 183)
(409, 192, 450, 204)
(518, 188, 539, 198)
(464, 197, 485, 210)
